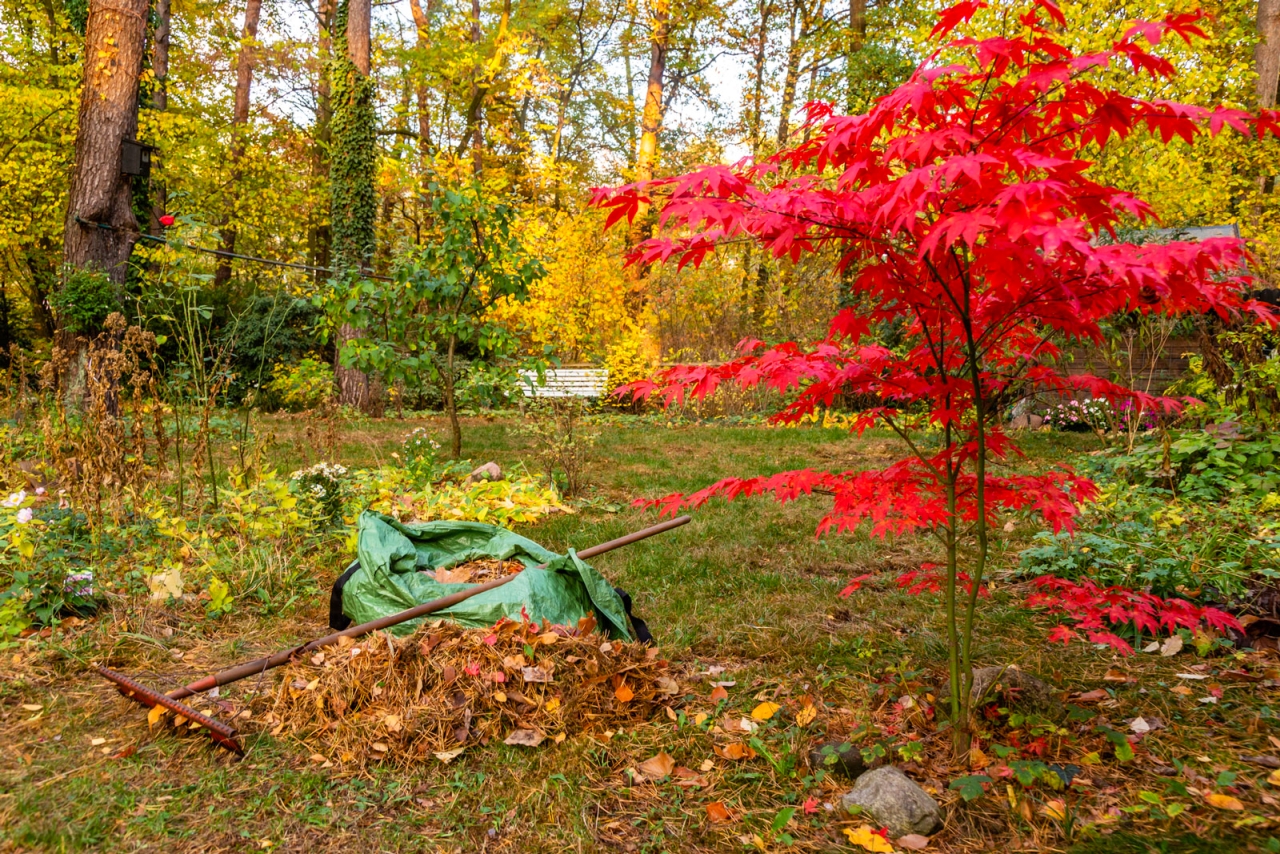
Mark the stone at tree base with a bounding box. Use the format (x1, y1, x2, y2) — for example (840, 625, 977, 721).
(808, 740, 870, 779)
(840, 766, 944, 838)
(466, 462, 503, 483)
(938, 665, 1064, 721)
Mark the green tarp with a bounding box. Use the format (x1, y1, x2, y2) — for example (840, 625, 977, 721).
(341, 511, 633, 640)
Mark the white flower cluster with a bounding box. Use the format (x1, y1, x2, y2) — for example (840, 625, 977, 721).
(289, 462, 349, 481)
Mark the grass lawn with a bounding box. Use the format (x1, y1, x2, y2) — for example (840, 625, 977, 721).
(0, 416, 1274, 852)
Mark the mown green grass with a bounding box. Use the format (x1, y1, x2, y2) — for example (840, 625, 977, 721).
(1, 417, 1272, 853)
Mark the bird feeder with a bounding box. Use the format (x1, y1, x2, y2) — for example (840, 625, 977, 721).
(120, 138, 155, 178)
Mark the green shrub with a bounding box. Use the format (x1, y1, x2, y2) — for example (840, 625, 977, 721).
(49, 268, 120, 335)
(266, 357, 334, 412)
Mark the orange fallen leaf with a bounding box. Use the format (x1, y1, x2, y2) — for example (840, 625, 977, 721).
(710, 685, 728, 703)
(639, 751, 676, 779)
(615, 682, 634, 703)
(714, 742, 757, 761)
(705, 801, 733, 823)
(1205, 792, 1244, 811)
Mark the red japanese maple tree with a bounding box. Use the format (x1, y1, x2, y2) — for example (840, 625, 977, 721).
(592, 0, 1276, 753)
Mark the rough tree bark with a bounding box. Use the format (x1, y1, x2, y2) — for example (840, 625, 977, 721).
(331, 0, 378, 412)
(213, 0, 263, 289)
(63, 0, 149, 287)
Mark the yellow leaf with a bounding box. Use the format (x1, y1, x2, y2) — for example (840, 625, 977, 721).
(795, 703, 817, 727)
(544, 697, 560, 713)
(1268, 768, 1280, 786)
(844, 825, 894, 852)
(750, 701, 780, 721)
(1205, 793, 1244, 811)
(147, 705, 166, 727)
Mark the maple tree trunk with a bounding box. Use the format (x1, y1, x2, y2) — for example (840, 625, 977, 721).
(149, 0, 170, 235)
(63, 0, 148, 288)
(1258, 0, 1280, 196)
(213, 0, 263, 290)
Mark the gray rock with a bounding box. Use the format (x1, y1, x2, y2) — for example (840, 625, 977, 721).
(840, 766, 943, 838)
(465, 462, 503, 483)
(808, 740, 870, 779)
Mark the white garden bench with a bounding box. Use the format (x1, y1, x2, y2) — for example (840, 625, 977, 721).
(519, 367, 610, 399)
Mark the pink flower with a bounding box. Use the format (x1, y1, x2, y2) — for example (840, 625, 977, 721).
(159, 214, 175, 227)
(16, 507, 32, 524)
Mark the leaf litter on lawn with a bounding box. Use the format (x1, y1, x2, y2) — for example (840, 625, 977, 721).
(252, 614, 676, 768)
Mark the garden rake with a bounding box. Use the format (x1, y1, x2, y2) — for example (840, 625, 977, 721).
(95, 514, 691, 754)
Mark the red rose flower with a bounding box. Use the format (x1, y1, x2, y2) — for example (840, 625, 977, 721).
(159, 214, 175, 227)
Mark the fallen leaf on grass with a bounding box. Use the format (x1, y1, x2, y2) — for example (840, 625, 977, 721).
(1074, 689, 1110, 703)
(1161, 635, 1184, 657)
(710, 685, 728, 703)
(1205, 793, 1245, 811)
(1041, 799, 1067, 820)
(714, 743, 757, 761)
(844, 825, 894, 852)
(504, 728, 545, 747)
(434, 748, 466, 763)
(1170, 685, 1193, 696)
(705, 802, 734, 823)
(111, 745, 137, 760)
(1176, 672, 1210, 680)
(20, 704, 42, 712)
(639, 751, 675, 779)
(147, 705, 167, 727)
(751, 702, 780, 721)
(656, 676, 680, 696)
(1269, 768, 1280, 786)
(673, 767, 710, 788)
(1103, 668, 1133, 683)
(795, 703, 817, 726)
(90, 737, 106, 746)
(615, 682, 634, 703)
(896, 834, 930, 850)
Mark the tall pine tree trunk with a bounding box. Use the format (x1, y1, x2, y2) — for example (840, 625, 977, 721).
(1258, 0, 1279, 196)
(61, 0, 148, 406)
(408, 0, 436, 164)
(63, 0, 148, 286)
(213, 0, 263, 289)
(331, 0, 377, 412)
(625, 0, 669, 318)
(310, 0, 335, 279)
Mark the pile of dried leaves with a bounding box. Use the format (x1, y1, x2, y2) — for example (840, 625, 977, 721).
(254, 614, 679, 767)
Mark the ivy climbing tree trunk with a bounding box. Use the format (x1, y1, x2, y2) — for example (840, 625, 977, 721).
(213, 0, 263, 289)
(63, 0, 148, 287)
(331, 0, 378, 412)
